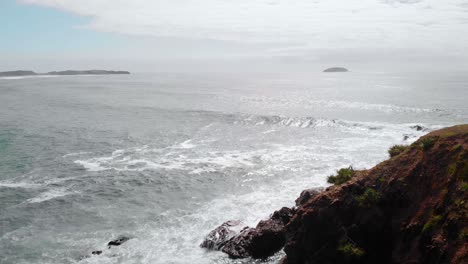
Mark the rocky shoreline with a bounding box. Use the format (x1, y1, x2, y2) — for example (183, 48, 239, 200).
(201, 125, 468, 263)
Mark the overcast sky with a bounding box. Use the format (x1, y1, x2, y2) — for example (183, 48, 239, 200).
(2, 0, 468, 71)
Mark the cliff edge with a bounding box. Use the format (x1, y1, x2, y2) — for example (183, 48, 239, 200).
(284, 124, 468, 264)
(201, 125, 468, 263)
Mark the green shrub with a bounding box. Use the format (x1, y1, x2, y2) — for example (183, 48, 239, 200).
(356, 188, 381, 208)
(460, 228, 468, 241)
(461, 182, 468, 192)
(422, 215, 442, 233)
(327, 166, 355, 185)
(388, 144, 409, 157)
(338, 242, 365, 258)
(420, 137, 437, 151)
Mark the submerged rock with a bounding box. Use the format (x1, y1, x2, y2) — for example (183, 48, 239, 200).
(411, 125, 426, 131)
(107, 236, 131, 248)
(81, 236, 132, 260)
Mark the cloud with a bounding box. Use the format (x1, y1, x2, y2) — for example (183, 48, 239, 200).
(18, 0, 468, 56)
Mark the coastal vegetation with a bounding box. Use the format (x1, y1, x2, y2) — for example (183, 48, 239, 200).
(327, 166, 355, 185)
(202, 125, 468, 263)
(388, 144, 408, 157)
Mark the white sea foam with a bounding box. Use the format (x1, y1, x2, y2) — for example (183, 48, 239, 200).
(0, 182, 41, 189)
(74, 118, 438, 176)
(173, 140, 197, 149)
(70, 117, 445, 264)
(26, 189, 77, 203)
(63, 152, 91, 158)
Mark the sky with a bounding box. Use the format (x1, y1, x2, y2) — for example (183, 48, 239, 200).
(1, 0, 468, 72)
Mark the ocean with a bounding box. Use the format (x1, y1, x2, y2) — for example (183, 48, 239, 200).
(0, 70, 467, 264)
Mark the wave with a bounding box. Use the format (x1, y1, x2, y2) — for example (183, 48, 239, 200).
(230, 113, 442, 133)
(239, 97, 442, 114)
(26, 188, 76, 204)
(73, 113, 442, 174)
(0, 182, 41, 189)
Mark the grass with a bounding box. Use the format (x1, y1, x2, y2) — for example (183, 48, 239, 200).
(355, 188, 381, 208)
(338, 242, 365, 258)
(422, 215, 442, 233)
(388, 145, 409, 157)
(327, 166, 355, 185)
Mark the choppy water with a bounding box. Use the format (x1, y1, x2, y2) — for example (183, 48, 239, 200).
(0, 71, 467, 264)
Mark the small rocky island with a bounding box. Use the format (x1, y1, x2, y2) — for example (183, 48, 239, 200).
(0, 70, 130, 77)
(323, 67, 349, 72)
(201, 125, 468, 263)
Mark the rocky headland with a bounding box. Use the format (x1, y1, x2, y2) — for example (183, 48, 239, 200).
(201, 125, 468, 263)
(47, 70, 130, 75)
(0, 70, 130, 77)
(0, 70, 37, 77)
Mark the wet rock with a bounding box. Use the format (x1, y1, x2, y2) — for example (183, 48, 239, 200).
(107, 236, 131, 248)
(295, 188, 324, 206)
(203, 207, 295, 259)
(222, 216, 287, 259)
(283, 125, 468, 264)
(411, 125, 425, 131)
(200, 220, 245, 250)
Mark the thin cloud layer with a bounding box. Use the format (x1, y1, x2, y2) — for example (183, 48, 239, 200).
(19, 0, 468, 55)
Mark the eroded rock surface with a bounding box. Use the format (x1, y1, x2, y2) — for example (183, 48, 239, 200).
(201, 207, 295, 259)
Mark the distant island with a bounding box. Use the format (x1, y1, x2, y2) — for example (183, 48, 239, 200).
(323, 67, 349, 72)
(0, 70, 130, 77)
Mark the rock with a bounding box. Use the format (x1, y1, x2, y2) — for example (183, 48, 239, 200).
(0, 70, 130, 77)
(295, 188, 324, 206)
(202, 207, 295, 259)
(107, 236, 131, 248)
(81, 236, 131, 260)
(222, 220, 285, 259)
(323, 67, 348, 72)
(200, 220, 245, 250)
(411, 125, 426, 131)
(283, 125, 468, 264)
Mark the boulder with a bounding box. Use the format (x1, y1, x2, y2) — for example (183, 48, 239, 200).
(200, 220, 245, 250)
(295, 188, 324, 206)
(202, 207, 296, 259)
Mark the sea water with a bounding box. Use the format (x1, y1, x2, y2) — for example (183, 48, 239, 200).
(0, 71, 467, 264)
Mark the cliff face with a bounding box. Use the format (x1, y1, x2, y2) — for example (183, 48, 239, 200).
(284, 125, 468, 264)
